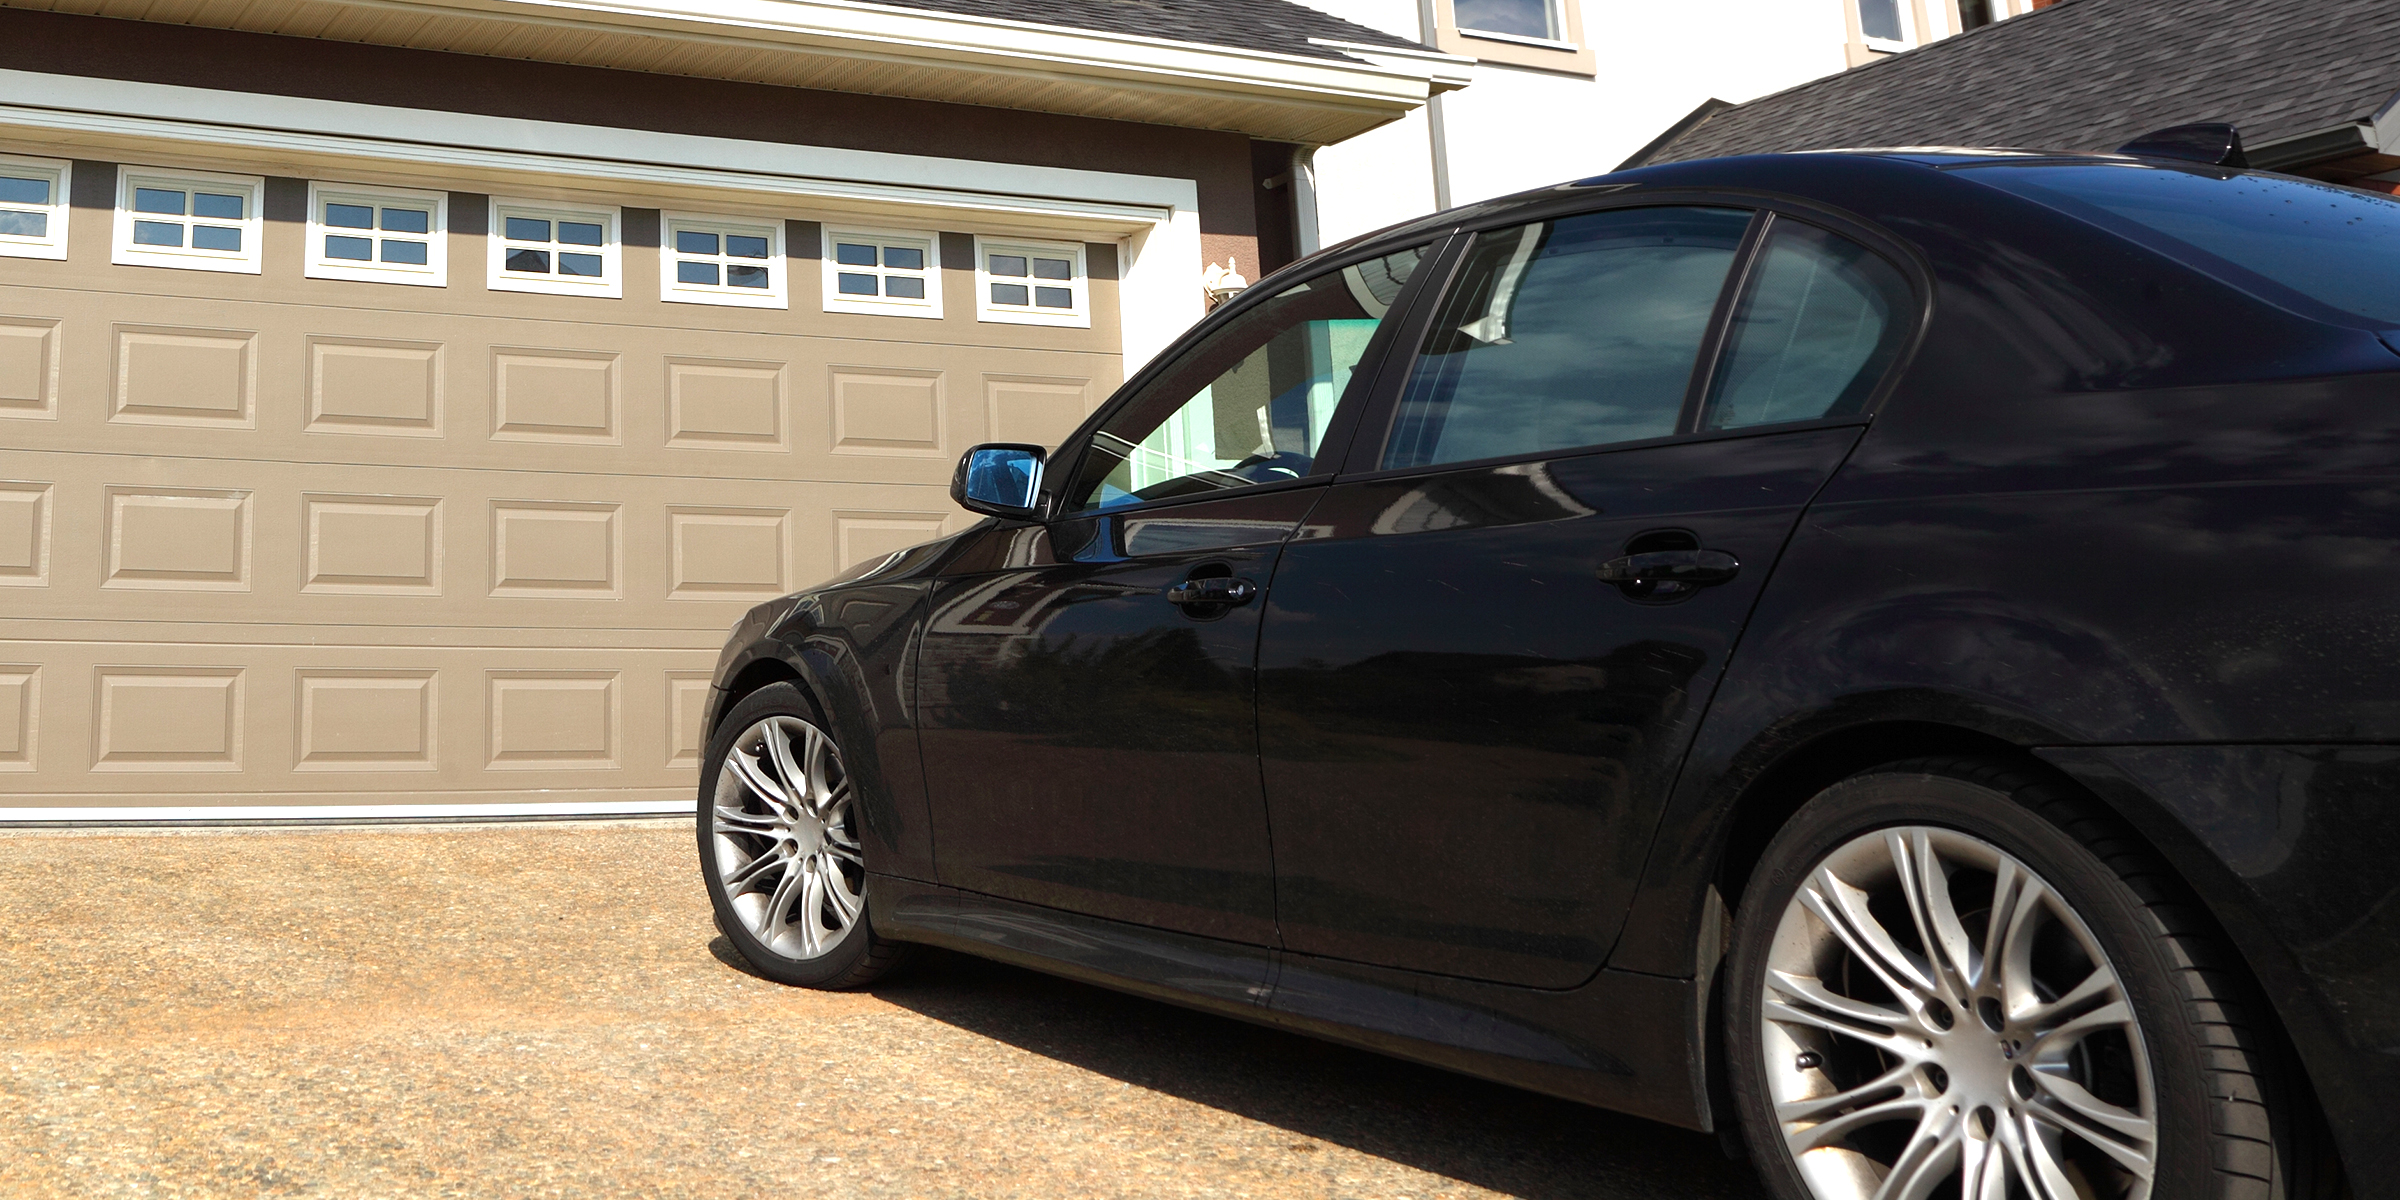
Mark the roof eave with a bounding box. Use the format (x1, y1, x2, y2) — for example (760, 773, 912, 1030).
(2, 0, 1460, 143)
(2249, 122, 2375, 172)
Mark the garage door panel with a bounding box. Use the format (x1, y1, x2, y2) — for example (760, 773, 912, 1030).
(102, 485, 252, 591)
(0, 641, 712, 798)
(0, 665, 38, 771)
(0, 449, 949, 626)
(0, 315, 59, 418)
(293, 669, 437, 772)
(111, 324, 258, 429)
(0, 480, 51, 585)
(665, 356, 785, 451)
(307, 336, 443, 436)
(302, 493, 441, 595)
(0, 295, 1124, 488)
(491, 347, 620, 444)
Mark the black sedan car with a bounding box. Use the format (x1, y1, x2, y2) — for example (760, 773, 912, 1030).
(697, 145, 2400, 1200)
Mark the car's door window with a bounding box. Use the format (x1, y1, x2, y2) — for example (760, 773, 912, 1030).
(1067, 246, 1428, 513)
(1700, 218, 1913, 430)
(1380, 207, 1752, 470)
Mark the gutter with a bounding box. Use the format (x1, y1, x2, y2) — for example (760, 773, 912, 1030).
(2247, 88, 2400, 173)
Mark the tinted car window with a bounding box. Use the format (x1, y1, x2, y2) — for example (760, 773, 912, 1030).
(1964, 164, 2400, 326)
(1382, 207, 1752, 470)
(1701, 218, 1912, 430)
(1066, 246, 1427, 513)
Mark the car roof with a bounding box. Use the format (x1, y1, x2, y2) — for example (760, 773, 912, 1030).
(1315, 148, 2174, 264)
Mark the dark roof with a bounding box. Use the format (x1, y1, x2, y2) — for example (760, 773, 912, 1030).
(863, 0, 1430, 63)
(1636, 0, 2400, 168)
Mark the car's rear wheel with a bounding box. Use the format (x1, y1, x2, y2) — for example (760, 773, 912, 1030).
(697, 682, 909, 989)
(1726, 758, 2310, 1200)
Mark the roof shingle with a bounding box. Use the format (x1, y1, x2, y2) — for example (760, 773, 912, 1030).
(1642, 0, 2400, 164)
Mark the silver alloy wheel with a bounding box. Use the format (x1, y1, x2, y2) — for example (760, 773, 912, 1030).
(1762, 826, 2157, 1200)
(709, 715, 865, 961)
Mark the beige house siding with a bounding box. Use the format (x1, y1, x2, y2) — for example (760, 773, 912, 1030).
(0, 155, 1123, 815)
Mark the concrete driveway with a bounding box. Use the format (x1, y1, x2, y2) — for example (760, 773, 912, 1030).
(0, 821, 1766, 1199)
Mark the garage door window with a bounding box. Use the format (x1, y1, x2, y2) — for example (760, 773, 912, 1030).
(822, 227, 940, 318)
(665, 213, 787, 309)
(113, 167, 265, 274)
(306, 183, 446, 287)
(489, 199, 621, 298)
(977, 237, 1087, 328)
(0, 154, 68, 261)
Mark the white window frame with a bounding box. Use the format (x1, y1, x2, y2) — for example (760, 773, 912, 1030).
(487, 197, 622, 298)
(975, 236, 1090, 329)
(1857, 0, 1918, 51)
(662, 212, 788, 309)
(305, 181, 448, 287)
(820, 226, 942, 319)
(0, 153, 69, 261)
(112, 165, 264, 274)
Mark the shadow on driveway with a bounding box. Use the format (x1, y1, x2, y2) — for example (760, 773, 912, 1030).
(710, 939, 1769, 1200)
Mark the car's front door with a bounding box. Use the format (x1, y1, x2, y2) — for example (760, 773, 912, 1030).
(1256, 207, 1919, 986)
(915, 246, 1435, 945)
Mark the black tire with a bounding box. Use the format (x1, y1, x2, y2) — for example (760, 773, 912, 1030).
(1724, 756, 2318, 1200)
(697, 682, 910, 990)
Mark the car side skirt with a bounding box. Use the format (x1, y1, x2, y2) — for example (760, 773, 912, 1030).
(868, 874, 1713, 1131)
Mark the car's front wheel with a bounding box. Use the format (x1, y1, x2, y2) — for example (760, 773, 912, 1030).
(697, 682, 908, 989)
(1726, 758, 2312, 1200)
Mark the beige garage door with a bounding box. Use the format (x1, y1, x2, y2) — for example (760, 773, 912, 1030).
(0, 158, 1120, 817)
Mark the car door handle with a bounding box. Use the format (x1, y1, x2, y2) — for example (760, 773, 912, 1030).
(1165, 577, 1257, 606)
(1596, 549, 1741, 586)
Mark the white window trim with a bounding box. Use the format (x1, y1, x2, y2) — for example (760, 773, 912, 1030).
(487, 196, 622, 299)
(305, 181, 448, 287)
(820, 225, 942, 319)
(975, 235, 1091, 329)
(662, 211, 789, 310)
(0, 153, 69, 261)
(111, 165, 264, 274)
(1457, 26, 1577, 50)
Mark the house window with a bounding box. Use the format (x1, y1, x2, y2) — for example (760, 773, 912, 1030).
(0, 154, 68, 261)
(1857, 0, 1915, 47)
(112, 167, 264, 274)
(976, 237, 1089, 328)
(821, 227, 940, 318)
(488, 198, 621, 298)
(306, 183, 446, 286)
(1454, 0, 1558, 41)
(664, 213, 787, 309)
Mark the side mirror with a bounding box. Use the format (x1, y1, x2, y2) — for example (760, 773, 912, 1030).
(951, 443, 1047, 519)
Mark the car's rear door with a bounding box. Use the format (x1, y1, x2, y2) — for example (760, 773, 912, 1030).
(914, 243, 1439, 945)
(1256, 203, 1921, 986)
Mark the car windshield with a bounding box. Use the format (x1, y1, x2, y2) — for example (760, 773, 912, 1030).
(1962, 163, 2400, 327)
